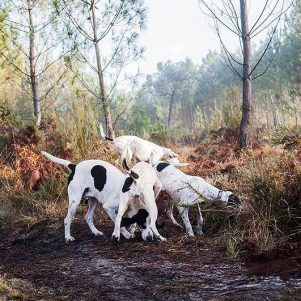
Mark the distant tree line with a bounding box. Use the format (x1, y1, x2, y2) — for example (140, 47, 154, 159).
(0, 0, 300, 146)
(132, 0, 300, 141)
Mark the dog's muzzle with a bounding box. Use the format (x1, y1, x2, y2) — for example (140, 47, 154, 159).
(228, 194, 240, 205)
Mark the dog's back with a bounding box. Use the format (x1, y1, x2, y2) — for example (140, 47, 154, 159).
(131, 161, 157, 186)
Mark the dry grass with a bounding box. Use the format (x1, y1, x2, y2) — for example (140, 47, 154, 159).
(1, 120, 301, 256)
(184, 130, 301, 256)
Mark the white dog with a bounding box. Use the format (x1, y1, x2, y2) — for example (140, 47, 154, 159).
(99, 123, 182, 169)
(41, 151, 151, 242)
(153, 162, 239, 236)
(112, 161, 166, 241)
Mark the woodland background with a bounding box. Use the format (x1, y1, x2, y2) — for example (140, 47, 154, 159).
(0, 0, 301, 284)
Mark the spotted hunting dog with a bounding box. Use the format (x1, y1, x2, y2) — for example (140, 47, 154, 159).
(99, 123, 184, 169)
(154, 162, 239, 236)
(41, 151, 149, 242)
(112, 161, 166, 241)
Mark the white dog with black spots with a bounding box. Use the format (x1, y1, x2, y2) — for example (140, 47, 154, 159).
(112, 161, 166, 241)
(153, 162, 239, 236)
(41, 151, 153, 242)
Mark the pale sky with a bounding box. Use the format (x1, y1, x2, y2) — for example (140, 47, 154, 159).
(136, 0, 286, 76)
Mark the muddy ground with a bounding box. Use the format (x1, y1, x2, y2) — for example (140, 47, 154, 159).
(1, 216, 301, 301)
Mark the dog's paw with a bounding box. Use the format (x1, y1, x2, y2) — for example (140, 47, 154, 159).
(121, 229, 134, 239)
(93, 230, 104, 236)
(185, 232, 195, 237)
(65, 235, 75, 242)
(112, 233, 120, 241)
(157, 235, 167, 242)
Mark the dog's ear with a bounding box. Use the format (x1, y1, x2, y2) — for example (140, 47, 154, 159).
(121, 217, 134, 227)
(122, 159, 130, 171)
(130, 170, 139, 180)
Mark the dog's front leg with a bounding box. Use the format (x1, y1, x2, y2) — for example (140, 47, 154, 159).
(103, 204, 133, 239)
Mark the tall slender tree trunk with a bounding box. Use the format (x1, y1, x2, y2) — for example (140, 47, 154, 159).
(167, 89, 176, 127)
(270, 89, 279, 128)
(91, 0, 115, 139)
(28, 0, 41, 126)
(239, 0, 252, 148)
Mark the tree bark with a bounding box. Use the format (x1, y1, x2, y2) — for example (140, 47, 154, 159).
(91, 0, 115, 139)
(28, 0, 42, 126)
(167, 89, 176, 127)
(239, 0, 252, 148)
(270, 90, 279, 128)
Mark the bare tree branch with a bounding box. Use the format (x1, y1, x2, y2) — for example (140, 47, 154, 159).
(40, 69, 67, 101)
(199, 0, 241, 36)
(250, 1, 292, 38)
(249, 0, 270, 34)
(250, 0, 282, 36)
(215, 20, 243, 66)
(252, 43, 280, 80)
(0, 51, 29, 77)
(113, 97, 133, 130)
(250, 21, 280, 76)
(220, 0, 241, 34)
(67, 64, 98, 98)
(97, 0, 126, 42)
(61, 0, 94, 42)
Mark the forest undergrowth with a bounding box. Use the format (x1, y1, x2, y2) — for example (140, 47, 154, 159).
(1, 122, 301, 267)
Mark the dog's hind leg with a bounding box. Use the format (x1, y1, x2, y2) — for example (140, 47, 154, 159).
(195, 207, 204, 236)
(154, 179, 162, 200)
(143, 191, 166, 241)
(178, 205, 194, 236)
(85, 199, 104, 236)
(166, 200, 183, 228)
(64, 188, 83, 242)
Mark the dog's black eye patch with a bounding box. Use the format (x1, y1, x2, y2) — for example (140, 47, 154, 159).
(68, 164, 76, 184)
(91, 165, 107, 193)
(156, 162, 170, 172)
(121, 209, 149, 229)
(122, 177, 134, 193)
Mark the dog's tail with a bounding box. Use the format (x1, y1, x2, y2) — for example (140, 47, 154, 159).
(171, 162, 189, 167)
(99, 122, 114, 141)
(120, 144, 133, 171)
(41, 151, 73, 168)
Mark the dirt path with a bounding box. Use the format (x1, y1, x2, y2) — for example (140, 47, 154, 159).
(1, 220, 301, 301)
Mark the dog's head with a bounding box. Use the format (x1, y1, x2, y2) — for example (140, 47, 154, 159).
(163, 148, 180, 164)
(223, 191, 240, 205)
(121, 208, 149, 228)
(120, 208, 153, 241)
